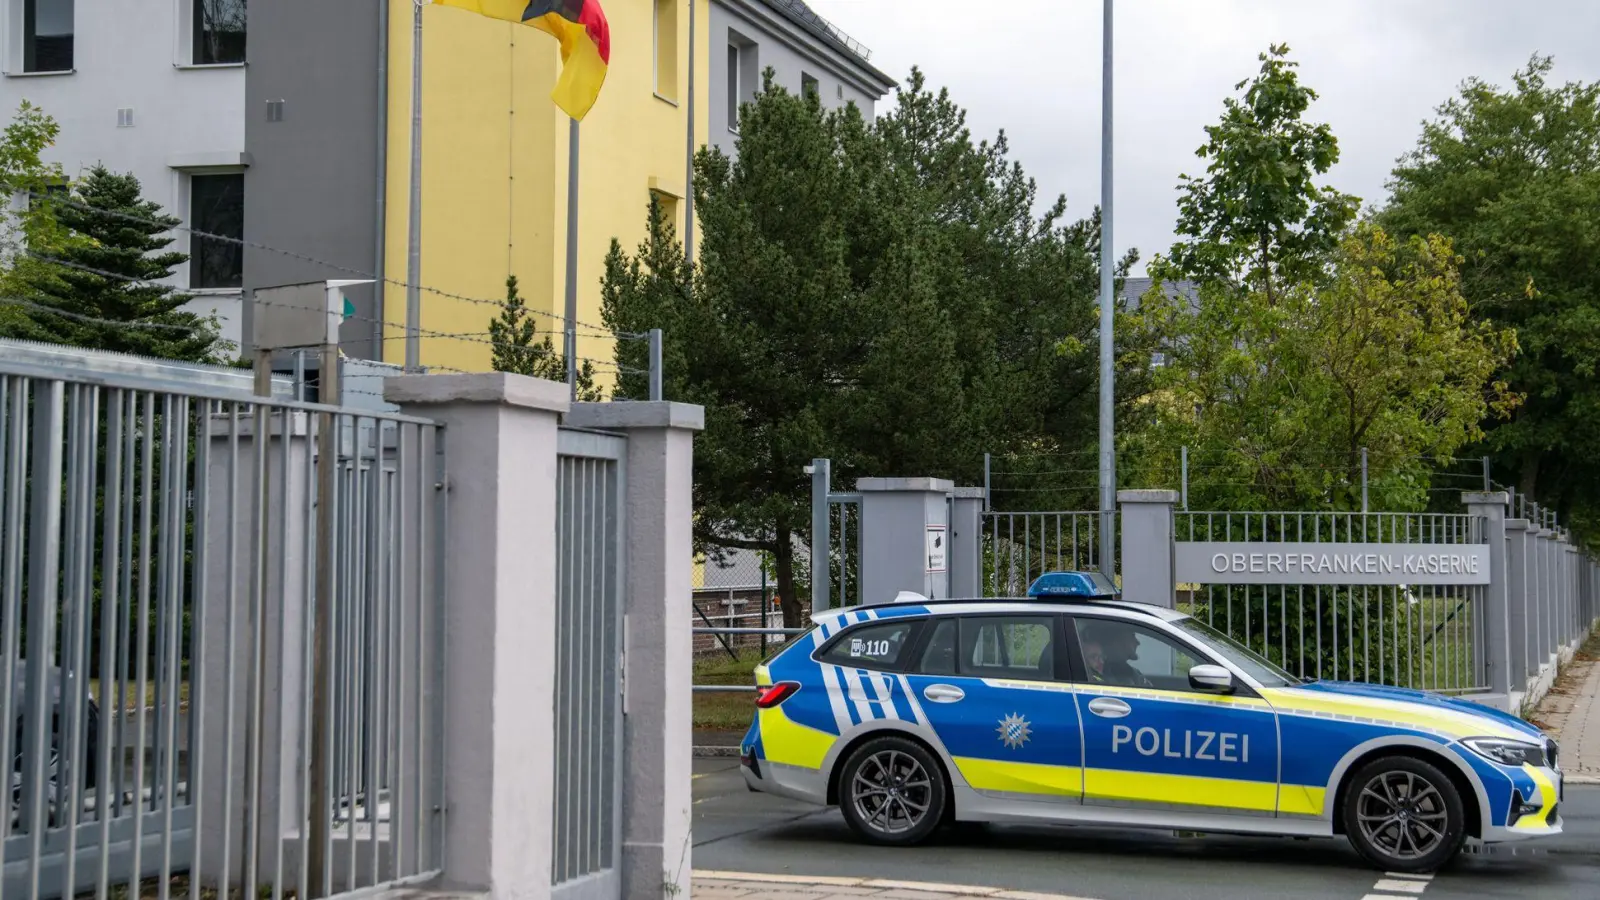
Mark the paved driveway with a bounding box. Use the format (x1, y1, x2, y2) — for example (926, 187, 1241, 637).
(691, 757, 1600, 900)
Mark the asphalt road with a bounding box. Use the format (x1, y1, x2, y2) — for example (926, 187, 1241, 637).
(691, 757, 1600, 900)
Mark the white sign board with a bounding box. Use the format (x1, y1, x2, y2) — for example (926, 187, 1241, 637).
(253, 280, 371, 350)
(925, 525, 947, 573)
(1175, 542, 1491, 586)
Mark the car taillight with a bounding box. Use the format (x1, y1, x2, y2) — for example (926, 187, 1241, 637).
(754, 682, 800, 708)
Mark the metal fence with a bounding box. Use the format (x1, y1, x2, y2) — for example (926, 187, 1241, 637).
(983, 510, 1114, 596)
(550, 429, 625, 897)
(692, 588, 784, 658)
(1176, 511, 1487, 693)
(0, 357, 445, 900)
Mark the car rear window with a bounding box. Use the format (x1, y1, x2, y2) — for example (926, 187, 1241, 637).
(818, 619, 921, 670)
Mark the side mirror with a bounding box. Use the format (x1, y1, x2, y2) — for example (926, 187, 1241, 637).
(1189, 664, 1235, 694)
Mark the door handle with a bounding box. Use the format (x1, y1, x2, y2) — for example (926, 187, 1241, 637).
(922, 684, 965, 703)
(1086, 697, 1131, 719)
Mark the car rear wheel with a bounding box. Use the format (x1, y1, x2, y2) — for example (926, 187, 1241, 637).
(1342, 755, 1467, 873)
(837, 736, 946, 846)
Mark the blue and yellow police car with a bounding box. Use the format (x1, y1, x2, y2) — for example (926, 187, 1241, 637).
(739, 571, 1562, 873)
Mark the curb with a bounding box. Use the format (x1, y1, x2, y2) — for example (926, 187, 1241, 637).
(693, 870, 1101, 899)
(1563, 773, 1600, 785)
(694, 745, 740, 758)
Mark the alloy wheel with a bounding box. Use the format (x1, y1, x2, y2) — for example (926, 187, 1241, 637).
(849, 748, 933, 835)
(1355, 769, 1450, 860)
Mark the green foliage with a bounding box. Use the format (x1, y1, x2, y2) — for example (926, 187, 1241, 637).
(1125, 44, 1520, 517)
(487, 273, 602, 401)
(0, 101, 72, 330)
(603, 68, 1140, 624)
(1129, 226, 1519, 512)
(3, 165, 225, 361)
(1381, 54, 1600, 538)
(1166, 44, 1359, 300)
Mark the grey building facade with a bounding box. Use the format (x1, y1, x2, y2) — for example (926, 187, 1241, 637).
(242, 0, 388, 362)
(709, 0, 896, 158)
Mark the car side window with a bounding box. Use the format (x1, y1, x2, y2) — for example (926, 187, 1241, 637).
(915, 619, 958, 675)
(959, 616, 1057, 680)
(818, 619, 920, 671)
(1072, 618, 1210, 692)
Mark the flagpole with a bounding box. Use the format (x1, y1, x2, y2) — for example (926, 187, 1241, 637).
(564, 116, 579, 397)
(684, 0, 695, 259)
(405, 0, 424, 371)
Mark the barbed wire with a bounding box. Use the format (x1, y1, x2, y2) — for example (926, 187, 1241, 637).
(26, 253, 645, 376)
(23, 189, 641, 340)
(0, 296, 202, 334)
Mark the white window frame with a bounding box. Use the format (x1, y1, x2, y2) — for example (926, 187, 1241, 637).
(176, 0, 247, 69)
(6, 0, 76, 76)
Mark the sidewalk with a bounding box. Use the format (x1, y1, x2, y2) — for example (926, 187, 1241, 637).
(1530, 626, 1600, 783)
(692, 871, 1097, 900)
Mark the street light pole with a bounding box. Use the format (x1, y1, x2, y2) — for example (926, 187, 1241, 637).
(1097, 0, 1116, 578)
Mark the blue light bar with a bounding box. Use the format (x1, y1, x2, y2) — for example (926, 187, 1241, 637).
(1026, 570, 1120, 599)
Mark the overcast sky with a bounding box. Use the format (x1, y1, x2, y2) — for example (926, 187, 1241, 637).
(803, 0, 1600, 275)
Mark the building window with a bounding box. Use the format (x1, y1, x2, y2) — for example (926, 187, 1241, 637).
(194, 0, 248, 65)
(649, 189, 678, 238)
(727, 34, 758, 132)
(800, 72, 819, 101)
(23, 0, 74, 73)
(726, 44, 738, 130)
(26, 181, 68, 211)
(653, 0, 678, 101)
(190, 173, 244, 289)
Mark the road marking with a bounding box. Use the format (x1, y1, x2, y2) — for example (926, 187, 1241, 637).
(1372, 879, 1429, 893)
(691, 870, 1104, 899)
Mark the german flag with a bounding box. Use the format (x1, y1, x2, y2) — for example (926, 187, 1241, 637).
(434, 1, 611, 120)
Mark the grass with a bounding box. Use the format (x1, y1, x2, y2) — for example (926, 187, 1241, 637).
(87, 679, 192, 713)
(693, 650, 762, 731)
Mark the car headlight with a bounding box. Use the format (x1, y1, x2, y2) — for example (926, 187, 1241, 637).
(1461, 736, 1547, 768)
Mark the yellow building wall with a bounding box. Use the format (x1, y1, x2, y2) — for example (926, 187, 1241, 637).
(383, 0, 710, 375)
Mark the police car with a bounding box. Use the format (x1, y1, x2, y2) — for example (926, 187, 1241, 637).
(738, 572, 1562, 873)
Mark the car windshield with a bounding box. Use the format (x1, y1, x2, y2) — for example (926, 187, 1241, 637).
(1173, 616, 1303, 687)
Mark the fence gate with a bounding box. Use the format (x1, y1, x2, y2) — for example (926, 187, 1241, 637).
(550, 428, 626, 900)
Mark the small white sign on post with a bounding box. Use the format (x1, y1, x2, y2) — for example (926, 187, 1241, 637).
(253, 279, 371, 350)
(1174, 542, 1492, 586)
(925, 525, 947, 573)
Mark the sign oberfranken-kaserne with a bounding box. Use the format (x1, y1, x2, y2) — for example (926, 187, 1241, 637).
(1174, 542, 1491, 586)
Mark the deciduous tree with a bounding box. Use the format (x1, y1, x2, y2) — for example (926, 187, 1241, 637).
(1381, 55, 1600, 535)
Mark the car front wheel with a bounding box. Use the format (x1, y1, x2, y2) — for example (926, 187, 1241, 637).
(1342, 755, 1467, 873)
(837, 736, 946, 846)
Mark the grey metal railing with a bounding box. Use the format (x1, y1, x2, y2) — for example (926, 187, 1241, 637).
(983, 510, 1113, 595)
(551, 429, 625, 896)
(1176, 511, 1488, 693)
(0, 359, 445, 900)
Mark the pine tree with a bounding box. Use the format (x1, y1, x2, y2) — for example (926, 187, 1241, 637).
(487, 273, 603, 400)
(488, 274, 540, 374)
(8, 165, 223, 361)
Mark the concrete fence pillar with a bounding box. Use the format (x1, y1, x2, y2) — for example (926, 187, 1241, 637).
(565, 401, 705, 900)
(1505, 517, 1530, 691)
(856, 478, 955, 602)
(1464, 493, 1510, 701)
(948, 487, 986, 599)
(1118, 490, 1178, 608)
(385, 373, 568, 896)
